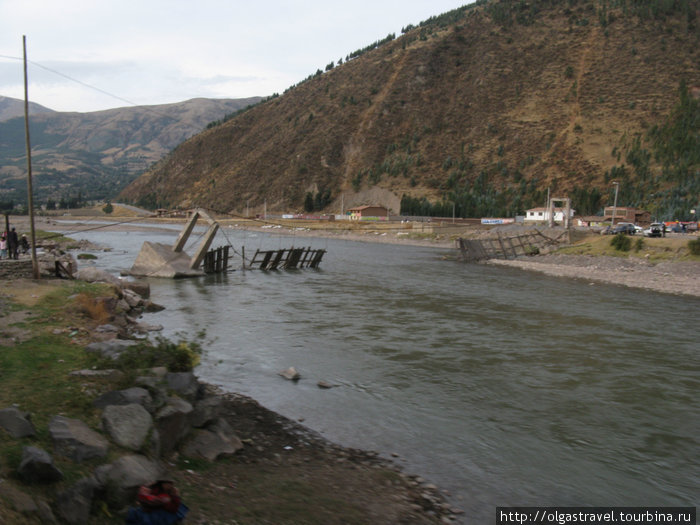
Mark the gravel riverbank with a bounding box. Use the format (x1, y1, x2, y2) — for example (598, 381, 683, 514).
(487, 254, 700, 298)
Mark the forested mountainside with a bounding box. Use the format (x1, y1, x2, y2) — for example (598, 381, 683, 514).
(120, 0, 699, 220)
(0, 96, 261, 208)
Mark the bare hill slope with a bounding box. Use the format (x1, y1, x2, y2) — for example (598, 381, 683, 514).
(120, 0, 700, 220)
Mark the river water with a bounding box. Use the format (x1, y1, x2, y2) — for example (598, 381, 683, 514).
(63, 223, 699, 523)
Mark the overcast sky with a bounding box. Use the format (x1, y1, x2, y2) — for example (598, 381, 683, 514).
(1, 0, 468, 113)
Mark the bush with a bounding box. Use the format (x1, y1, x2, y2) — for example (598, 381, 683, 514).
(689, 238, 700, 256)
(610, 233, 631, 251)
(634, 238, 644, 252)
(112, 334, 203, 373)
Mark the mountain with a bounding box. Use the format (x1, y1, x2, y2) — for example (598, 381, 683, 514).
(0, 96, 261, 207)
(0, 96, 55, 121)
(119, 0, 700, 221)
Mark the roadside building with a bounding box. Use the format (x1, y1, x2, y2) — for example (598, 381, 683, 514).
(524, 207, 575, 224)
(602, 207, 650, 226)
(347, 205, 388, 220)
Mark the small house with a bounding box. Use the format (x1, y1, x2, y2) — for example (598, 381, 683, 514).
(347, 205, 388, 220)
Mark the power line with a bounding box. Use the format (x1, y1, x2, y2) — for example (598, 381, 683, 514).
(28, 60, 145, 111)
(0, 53, 187, 124)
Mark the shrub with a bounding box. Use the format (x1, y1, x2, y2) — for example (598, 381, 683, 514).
(689, 238, 700, 256)
(114, 334, 203, 373)
(634, 238, 644, 252)
(610, 233, 631, 251)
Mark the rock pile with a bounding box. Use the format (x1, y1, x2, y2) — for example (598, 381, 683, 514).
(75, 267, 166, 339)
(0, 368, 244, 523)
(0, 268, 243, 523)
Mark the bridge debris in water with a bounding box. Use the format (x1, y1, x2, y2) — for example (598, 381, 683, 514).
(129, 209, 219, 278)
(248, 247, 326, 270)
(457, 229, 568, 262)
(128, 209, 326, 277)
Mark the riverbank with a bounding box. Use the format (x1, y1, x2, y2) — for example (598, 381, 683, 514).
(487, 255, 700, 298)
(0, 276, 459, 524)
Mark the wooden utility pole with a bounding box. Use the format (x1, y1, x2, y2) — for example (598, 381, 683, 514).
(23, 35, 39, 279)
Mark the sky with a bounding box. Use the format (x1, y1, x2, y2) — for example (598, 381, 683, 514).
(0, 0, 468, 113)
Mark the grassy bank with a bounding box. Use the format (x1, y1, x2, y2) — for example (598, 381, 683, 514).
(555, 234, 700, 261)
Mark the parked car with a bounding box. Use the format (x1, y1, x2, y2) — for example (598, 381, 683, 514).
(611, 223, 636, 235)
(633, 224, 644, 235)
(644, 223, 663, 237)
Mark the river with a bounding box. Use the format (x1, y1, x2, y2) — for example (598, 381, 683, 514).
(63, 222, 699, 523)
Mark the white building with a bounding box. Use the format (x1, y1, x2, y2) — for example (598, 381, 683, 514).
(524, 207, 575, 223)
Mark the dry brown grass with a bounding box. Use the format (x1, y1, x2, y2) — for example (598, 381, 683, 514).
(72, 292, 113, 325)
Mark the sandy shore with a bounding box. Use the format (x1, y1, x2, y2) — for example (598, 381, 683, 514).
(14, 215, 700, 298)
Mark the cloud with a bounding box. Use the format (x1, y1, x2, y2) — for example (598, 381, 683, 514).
(1, 0, 469, 111)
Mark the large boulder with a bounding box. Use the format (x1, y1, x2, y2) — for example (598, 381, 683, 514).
(0, 482, 39, 515)
(121, 288, 144, 309)
(17, 446, 63, 484)
(190, 396, 225, 428)
(101, 404, 153, 451)
(180, 418, 243, 461)
(122, 280, 150, 298)
(166, 371, 200, 398)
(93, 387, 155, 412)
(0, 407, 36, 438)
(54, 477, 97, 525)
(93, 455, 163, 510)
(154, 397, 193, 457)
(49, 415, 109, 462)
(75, 267, 121, 286)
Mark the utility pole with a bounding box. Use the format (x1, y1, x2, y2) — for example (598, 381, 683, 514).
(611, 181, 619, 228)
(23, 35, 39, 279)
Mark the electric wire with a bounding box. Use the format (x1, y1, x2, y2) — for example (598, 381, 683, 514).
(0, 54, 197, 129)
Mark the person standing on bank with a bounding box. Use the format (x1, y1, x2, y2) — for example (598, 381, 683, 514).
(8, 227, 18, 259)
(0, 234, 7, 259)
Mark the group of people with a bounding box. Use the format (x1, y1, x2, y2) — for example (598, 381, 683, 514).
(0, 227, 29, 260)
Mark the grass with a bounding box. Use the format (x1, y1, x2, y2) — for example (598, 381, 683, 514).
(0, 279, 209, 522)
(0, 281, 124, 504)
(556, 234, 700, 261)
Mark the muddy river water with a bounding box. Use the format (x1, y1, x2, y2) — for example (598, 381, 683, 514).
(64, 223, 699, 523)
